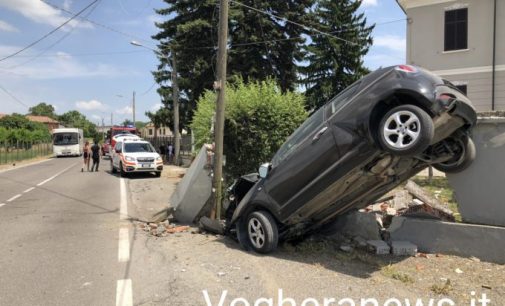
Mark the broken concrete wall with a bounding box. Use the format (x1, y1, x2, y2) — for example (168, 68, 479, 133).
(447, 117, 505, 227)
(388, 217, 505, 264)
(171, 146, 212, 224)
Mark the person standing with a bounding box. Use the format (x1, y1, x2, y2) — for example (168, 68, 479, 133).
(82, 141, 90, 172)
(167, 143, 174, 164)
(90, 140, 101, 172)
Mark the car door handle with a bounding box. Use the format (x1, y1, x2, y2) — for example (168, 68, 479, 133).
(312, 126, 328, 142)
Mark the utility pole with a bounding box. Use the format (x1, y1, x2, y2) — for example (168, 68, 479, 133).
(213, 0, 229, 219)
(132, 91, 136, 124)
(171, 47, 180, 166)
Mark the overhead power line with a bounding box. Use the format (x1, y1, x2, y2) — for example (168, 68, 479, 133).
(0, 0, 99, 63)
(42, 0, 154, 47)
(0, 85, 30, 109)
(229, 0, 357, 46)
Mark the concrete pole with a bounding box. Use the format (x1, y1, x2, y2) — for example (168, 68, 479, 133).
(171, 48, 180, 166)
(132, 91, 136, 124)
(213, 0, 229, 219)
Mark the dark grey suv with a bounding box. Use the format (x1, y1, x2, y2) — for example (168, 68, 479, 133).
(227, 65, 477, 253)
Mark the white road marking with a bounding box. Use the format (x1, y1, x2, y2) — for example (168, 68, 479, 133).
(116, 279, 133, 306)
(118, 227, 130, 263)
(7, 194, 21, 202)
(119, 178, 128, 220)
(0, 203, 5, 207)
(23, 187, 35, 193)
(37, 163, 77, 186)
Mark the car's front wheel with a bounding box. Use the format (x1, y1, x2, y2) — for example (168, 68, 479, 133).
(245, 211, 279, 254)
(119, 162, 127, 177)
(111, 160, 117, 174)
(433, 135, 476, 173)
(378, 105, 434, 156)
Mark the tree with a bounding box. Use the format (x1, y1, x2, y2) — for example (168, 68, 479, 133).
(228, 0, 313, 92)
(58, 111, 97, 139)
(121, 119, 134, 127)
(301, 0, 374, 110)
(28, 103, 56, 118)
(145, 107, 171, 140)
(191, 79, 307, 178)
(152, 0, 217, 131)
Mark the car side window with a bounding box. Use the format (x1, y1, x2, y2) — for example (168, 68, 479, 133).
(272, 107, 325, 167)
(115, 142, 122, 152)
(328, 82, 360, 116)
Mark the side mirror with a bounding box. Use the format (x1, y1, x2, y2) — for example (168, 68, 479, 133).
(115, 149, 121, 153)
(258, 163, 271, 179)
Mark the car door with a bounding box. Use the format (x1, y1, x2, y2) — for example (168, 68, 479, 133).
(113, 142, 122, 168)
(264, 105, 340, 221)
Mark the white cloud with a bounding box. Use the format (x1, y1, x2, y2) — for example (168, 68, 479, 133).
(0, 0, 92, 29)
(150, 103, 163, 111)
(76, 99, 108, 111)
(63, 0, 72, 10)
(374, 35, 406, 52)
(0, 45, 129, 79)
(116, 106, 133, 115)
(361, 0, 378, 7)
(0, 20, 18, 32)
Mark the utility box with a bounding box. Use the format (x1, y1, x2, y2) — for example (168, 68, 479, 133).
(447, 117, 505, 227)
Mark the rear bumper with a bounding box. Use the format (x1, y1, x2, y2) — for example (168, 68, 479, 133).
(433, 85, 477, 127)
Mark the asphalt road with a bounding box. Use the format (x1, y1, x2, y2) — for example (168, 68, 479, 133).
(0, 157, 129, 306)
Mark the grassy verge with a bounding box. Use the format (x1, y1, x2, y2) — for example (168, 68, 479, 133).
(412, 176, 461, 222)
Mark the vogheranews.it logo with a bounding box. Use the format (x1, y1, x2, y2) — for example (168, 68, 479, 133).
(202, 289, 491, 306)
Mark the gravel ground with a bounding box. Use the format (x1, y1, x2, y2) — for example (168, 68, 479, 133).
(126, 166, 505, 306)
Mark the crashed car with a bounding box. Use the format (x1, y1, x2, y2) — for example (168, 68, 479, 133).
(226, 65, 477, 254)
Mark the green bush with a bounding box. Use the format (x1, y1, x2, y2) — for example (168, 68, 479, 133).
(191, 79, 307, 178)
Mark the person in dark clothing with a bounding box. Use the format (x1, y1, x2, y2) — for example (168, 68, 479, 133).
(91, 141, 101, 172)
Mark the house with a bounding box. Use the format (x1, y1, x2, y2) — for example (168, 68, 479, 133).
(25, 115, 60, 131)
(141, 123, 173, 138)
(397, 0, 504, 111)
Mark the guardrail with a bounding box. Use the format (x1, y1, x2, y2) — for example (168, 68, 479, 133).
(0, 140, 52, 165)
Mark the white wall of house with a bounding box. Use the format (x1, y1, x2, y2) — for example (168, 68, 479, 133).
(399, 0, 504, 111)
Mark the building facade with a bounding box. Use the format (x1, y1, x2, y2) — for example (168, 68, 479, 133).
(141, 123, 173, 138)
(397, 0, 504, 111)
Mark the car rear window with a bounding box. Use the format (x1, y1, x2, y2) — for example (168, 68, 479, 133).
(124, 142, 155, 153)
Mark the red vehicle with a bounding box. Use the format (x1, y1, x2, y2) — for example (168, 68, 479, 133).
(104, 125, 139, 156)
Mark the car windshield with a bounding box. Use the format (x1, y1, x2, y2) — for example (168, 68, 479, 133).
(53, 133, 78, 145)
(124, 142, 155, 153)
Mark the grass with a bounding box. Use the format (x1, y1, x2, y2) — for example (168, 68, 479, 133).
(381, 265, 415, 284)
(431, 279, 453, 295)
(412, 176, 461, 222)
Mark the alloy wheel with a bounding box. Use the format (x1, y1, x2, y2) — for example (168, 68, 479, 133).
(248, 217, 265, 249)
(383, 110, 421, 149)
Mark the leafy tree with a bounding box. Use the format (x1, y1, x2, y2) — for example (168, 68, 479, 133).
(191, 79, 307, 178)
(152, 0, 217, 132)
(135, 121, 147, 130)
(145, 107, 171, 139)
(121, 119, 134, 127)
(301, 0, 374, 110)
(229, 0, 313, 92)
(28, 103, 57, 118)
(0, 113, 46, 131)
(58, 111, 97, 138)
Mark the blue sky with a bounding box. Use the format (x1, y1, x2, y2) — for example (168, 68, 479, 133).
(0, 0, 406, 124)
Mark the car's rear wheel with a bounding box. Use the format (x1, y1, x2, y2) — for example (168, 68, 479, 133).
(245, 211, 278, 254)
(433, 135, 476, 173)
(378, 105, 434, 156)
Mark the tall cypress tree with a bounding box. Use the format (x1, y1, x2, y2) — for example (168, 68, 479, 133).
(152, 0, 218, 130)
(228, 0, 313, 92)
(301, 0, 374, 110)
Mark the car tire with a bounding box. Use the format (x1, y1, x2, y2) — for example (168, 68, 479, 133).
(433, 135, 476, 173)
(245, 210, 279, 254)
(154, 171, 161, 177)
(111, 161, 117, 174)
(119, 162, 127, 177)
(378, 104, 434, 156)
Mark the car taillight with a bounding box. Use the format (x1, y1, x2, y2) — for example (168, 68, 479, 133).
(395, 65, 417, 73)
(437, 93, 455, 108)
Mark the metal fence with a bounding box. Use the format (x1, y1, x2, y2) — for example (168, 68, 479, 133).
(144, 134, 193, 156)
(0, 140, 52, 165)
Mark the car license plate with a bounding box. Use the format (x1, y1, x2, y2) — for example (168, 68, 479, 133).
(63, 151, 71, 154)
(141, 163, 152, 168)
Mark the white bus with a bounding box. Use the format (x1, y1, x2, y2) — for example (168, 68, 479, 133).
(52, 128, 84, 157)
